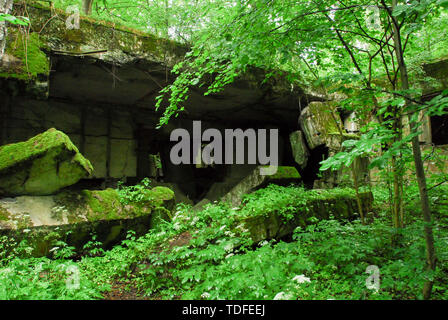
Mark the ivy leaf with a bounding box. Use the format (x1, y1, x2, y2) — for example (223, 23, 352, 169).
(392, 5, 409, 17)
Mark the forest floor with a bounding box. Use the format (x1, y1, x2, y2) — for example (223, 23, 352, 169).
(102, 280, 149, 300)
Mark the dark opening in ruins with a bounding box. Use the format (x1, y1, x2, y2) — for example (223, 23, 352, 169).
(193, 164, 227, 201)
(299, 145, 329, 188)
(431, 114, 448, 145)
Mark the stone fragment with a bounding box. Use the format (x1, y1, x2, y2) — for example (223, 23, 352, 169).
(289, 130, 309, 168)
(299, 101, 343, 150)
(0, 186, 175, 256)
(0, 128, 93, 196)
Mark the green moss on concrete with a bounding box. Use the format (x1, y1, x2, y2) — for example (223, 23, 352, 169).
(82, 186, 175, 222)
(82, 188, 127, 222)
(0, 128, 93, 196)
(241, 185, 370, 220)
(0, 31, 49, 80)
(1, 1, 188, 84)
(12, 2, 187, 65)
(150, 186, 175, 201)
(0, 128, 91, 173)
(0, 183, 176, 257)
(267, 166, 301, 180)
(308, 101, 341, 136)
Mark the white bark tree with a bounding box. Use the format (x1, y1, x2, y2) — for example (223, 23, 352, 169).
(0, 0, 13, 61)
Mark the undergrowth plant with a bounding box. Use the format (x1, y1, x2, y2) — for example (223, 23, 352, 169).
(0, 184, 447, 300)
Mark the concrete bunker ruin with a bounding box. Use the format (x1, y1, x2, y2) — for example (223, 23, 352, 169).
(1, 3, 446, 204)
(0, 4, 326, 203)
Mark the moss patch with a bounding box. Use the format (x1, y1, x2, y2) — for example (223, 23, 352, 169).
(267, 166, 301, 180)
(0, 31, 49, 80)
(308, 101, 341, 136)
(0, 128, 89, 173)
(82, 186, 174, 222)
(83, 188, 129, 222)
(150, 186, 175, 203)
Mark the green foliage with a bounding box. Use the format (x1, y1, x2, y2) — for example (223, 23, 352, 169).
(182, 241, 314, 300)
(0, 238, 104, 300)
(0, 182, 447, 300)
(290, 216, 443, 300)
(2, 1, 448, 301)
(240, 184, 356, 221)
(0, 13, 29, 26)
(116, 177, 152, 205)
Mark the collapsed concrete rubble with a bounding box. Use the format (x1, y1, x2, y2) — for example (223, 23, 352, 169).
(0, 129, 176, 256)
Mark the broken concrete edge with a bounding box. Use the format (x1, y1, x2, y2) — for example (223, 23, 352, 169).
(22, 1, 188, 62)
(0, 186, 175, 227)
(289, 130, 309, 168)
(0, 185, 175, 256)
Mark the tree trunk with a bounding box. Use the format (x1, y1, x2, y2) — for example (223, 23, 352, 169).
(352, 161, 365, 224)
(390, 0, 437, 299)
(83, 0, 94, 15)
(0, 0, 13, 61)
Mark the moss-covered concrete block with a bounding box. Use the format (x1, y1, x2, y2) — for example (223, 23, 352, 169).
(299, 101, 344, 150)
(0, 185, 175, 256)
(239, 188, 373, 243)
(0, 128, 93, 196)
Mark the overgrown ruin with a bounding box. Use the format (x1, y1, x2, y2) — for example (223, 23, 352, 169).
(0, 2, 447, 254)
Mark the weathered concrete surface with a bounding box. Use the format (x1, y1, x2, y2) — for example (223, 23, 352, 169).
(422, 58, 448, 93)
(0, 128, 93, 196)
(0, 186, 175, 256)
(299, 101, 344, 150)
(0, 2, 316, 126)
(1, 2, 187, 79)
(289, 130, 309, 168)
(221, 166, 301, 207)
